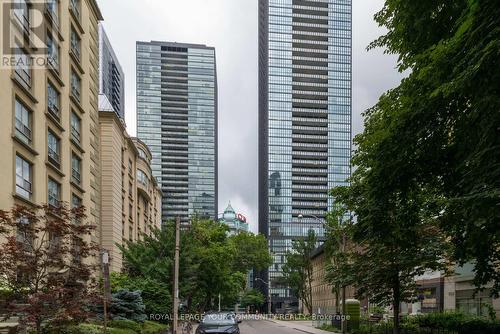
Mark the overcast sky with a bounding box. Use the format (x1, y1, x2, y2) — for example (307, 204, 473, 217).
(96, 0, 403, 233)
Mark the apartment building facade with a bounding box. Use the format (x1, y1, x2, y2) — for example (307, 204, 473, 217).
(0, 0, 103, 247)
(136, 41, 218, 224)
(99, 110, 162, 272)
(257, 0, 352, 312)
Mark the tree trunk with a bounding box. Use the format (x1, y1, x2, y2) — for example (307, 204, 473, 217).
(36, 319, 42, 334)
(334, 286, 340, 313)
(393, 279, 401, 334)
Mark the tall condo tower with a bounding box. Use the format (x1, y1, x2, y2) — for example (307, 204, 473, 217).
(258, 0, 352, 312)
(99, 23, 125, 120)
(136, 41, 218, 224)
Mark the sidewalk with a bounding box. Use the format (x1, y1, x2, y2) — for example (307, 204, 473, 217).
(268, 319, 335, 334)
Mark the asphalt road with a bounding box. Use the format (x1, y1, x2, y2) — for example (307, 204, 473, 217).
(239, 320, 315, 334)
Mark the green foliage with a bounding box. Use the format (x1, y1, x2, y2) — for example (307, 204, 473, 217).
(107, 320, 142, 333)
(361, 0, 500, 296)
(60, 324, 103, 334)
(106, 329, 136, 334)
(281, 229, 317, 314)
(327, 1, 500, 333)
(109, 290, 147, 323)
(110, 273, 171, 319)
(141, 321, 168, 334)
(60, 321, 167, 334)
(407, 312, 500, 333)
(240, 289, 265, 308)
(118, 219, 270, 313)
(228, 232, 273, 273)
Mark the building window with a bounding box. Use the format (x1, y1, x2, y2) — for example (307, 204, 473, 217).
(15, 98, 32, 144)
(48, 178, 60, 207)
(128, 159, 133, 174)
(47, 82, 60, 118)
(71, 153, 82, 185)
(70, 112, 81, 144)
(15, 155, 32, 199)
(138, 148, 148, 161)
(71, 70, 81, 102)
(46, 33, 59, 71)
(14, 47, 31, 88)
(70, 0, 80, 20)
(45, 0, 59, 23)
(70, 27, 81, 61)
(71, 193, 82, 224)
(47, 130, 60, 166)
(137, 169, 149, 188)
(71, 194, 82, 209)
(13, 0, 30, 34)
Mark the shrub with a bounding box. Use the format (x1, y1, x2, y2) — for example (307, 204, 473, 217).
(141, 321, 169, 334)
(110, 274, 171, 322)
(108, 320, 142, 333)
(106, 328, 136, 334)
(410, 312, 500, 333)
(109, 290, 147, 323)
(61, 324, 103, 334)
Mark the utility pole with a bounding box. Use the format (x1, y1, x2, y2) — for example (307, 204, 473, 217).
(173, 217, 181, 334)
(101, 250, 110, 334)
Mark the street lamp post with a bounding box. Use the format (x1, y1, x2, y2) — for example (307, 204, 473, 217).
(255, 277, 272, 314)
(298, 213, 347, 334)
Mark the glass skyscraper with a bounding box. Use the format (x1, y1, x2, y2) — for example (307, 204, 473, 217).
(136, 41, 218, 224)
(99, 24, 125, 120)
(258, 0, 352, 312)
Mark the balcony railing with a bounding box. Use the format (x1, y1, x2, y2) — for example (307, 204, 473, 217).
(71, 85, 81, 102)
(14, 10, 30, 35)
(69, 0, 80, 21)
(71, 41, 81, 61)
(48, 147, 60, 166)
(44, 2, 59, 27)
(15, 67, 31, 89)
(72, 169, 81, 184)
(48, 194, 60, 208)
(15, 119, 32, 144)
(16, 179, 32, 196)
(48, 102, 60, 119)
(71, 127, 81, 143)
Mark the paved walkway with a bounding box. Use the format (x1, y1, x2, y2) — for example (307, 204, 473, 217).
(267, 320, 335, 334)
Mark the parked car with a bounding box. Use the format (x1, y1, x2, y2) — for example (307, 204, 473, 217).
(196, 312, 241, 334)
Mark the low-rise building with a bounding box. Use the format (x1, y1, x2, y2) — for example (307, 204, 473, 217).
(309, 245, 357, 315)
(99, 109, 161, 272)
(218, 202, 249, 235)
(444, 264, 500, 318)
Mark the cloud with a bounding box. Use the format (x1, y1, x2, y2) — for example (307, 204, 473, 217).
(97, 0, 403, 233)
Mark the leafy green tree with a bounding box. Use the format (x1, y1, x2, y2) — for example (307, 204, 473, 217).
(228, 232, 272, 273)
(366, 0, 500, 295)
(240, 289, 265, 309)
(330, 182, 448, 333)
(324, 204, 354, 313)
(110, 273, 171, 320)
(118, 219, 271, 313)
(327, 2, 500, 333)
(281, 229, 317, 314)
